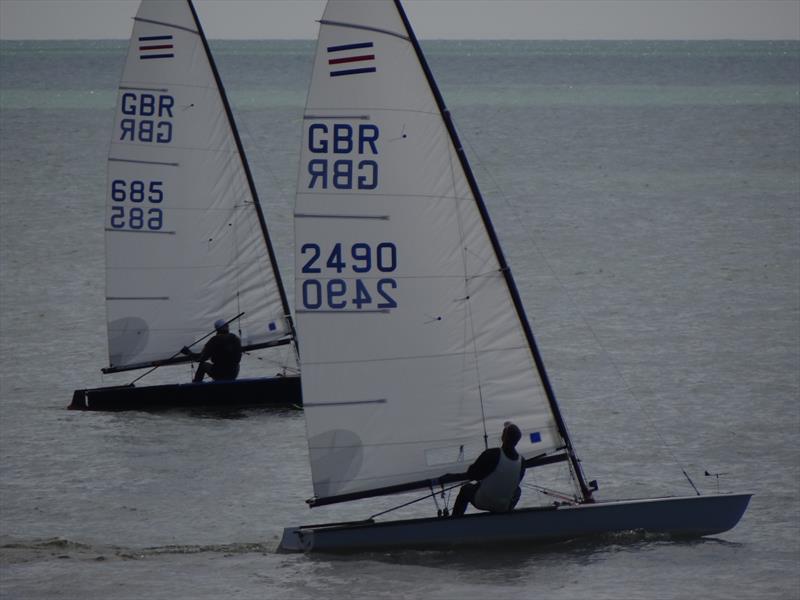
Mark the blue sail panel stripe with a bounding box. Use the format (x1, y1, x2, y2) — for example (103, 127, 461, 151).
(328, 41, 374, 53)
(330, 67, 377, 77)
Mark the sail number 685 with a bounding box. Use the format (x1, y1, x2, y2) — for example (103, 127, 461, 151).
(109, 179, 164, 231)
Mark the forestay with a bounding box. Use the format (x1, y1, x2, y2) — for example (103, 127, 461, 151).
(295, 0, 569, 504)
(106, 0, 290, 370)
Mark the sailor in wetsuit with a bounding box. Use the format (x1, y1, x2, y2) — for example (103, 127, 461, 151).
(452, 422, 525, 516)
(182, 319, 242, 383)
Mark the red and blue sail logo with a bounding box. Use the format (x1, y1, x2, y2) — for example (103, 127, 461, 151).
(327, 42, 376, 77)
(138, 35, 174, 60)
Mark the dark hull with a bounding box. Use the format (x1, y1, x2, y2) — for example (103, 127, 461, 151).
(69, 375, 301, 411)
(278, 493, 752, 553)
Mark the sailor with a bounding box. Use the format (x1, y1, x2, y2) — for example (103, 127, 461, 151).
(452, 422, 525, 516)
(181, 319, 242, 383)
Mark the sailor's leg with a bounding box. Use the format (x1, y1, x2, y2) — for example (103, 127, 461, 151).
(206, 363, 239, 381)
(452, 483, 478, 517)
(193, 362, 210, 383)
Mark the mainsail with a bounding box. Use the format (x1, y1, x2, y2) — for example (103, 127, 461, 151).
(295, 0, 590, 506)
(105, 0, 293, 372)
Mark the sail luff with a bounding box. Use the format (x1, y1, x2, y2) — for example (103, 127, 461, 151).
(391, 0, 593, 501)
(185, 0, 298, 356)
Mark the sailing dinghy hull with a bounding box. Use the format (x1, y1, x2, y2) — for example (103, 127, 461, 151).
(69, 375, 301, 411)
(278, 493, 751, 553)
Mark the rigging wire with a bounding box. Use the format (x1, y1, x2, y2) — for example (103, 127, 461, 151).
(522, 482, 579, 505)
(233, 110, 295, 220)
(368, 483, 465, 521)
(527, 453, 582, 504)
(466, 293, 489, 450)
(243, 349, 300, 375)
(455, 117, 701, 495)
(237, 113, 301, 371)
(227, 108, 301, 374)
(444, 116, 491, 449)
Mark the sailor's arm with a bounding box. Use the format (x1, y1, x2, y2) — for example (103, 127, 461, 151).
(466, 448, 500, 481)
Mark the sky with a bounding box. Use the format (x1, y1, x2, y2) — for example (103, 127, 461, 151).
(0, 0, 798, 40)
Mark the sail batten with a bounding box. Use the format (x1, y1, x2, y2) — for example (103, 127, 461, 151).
(133, 16, 199, 35)
(319, 19, 410, 41)
(300, 345, 533, 368)
(105, 0, 293, 370)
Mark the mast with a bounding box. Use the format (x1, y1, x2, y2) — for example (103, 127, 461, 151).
(392, 0, 593, 502)
(186, 0, 298, 356)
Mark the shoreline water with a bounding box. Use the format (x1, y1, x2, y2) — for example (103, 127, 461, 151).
(1, 39, 798, 599)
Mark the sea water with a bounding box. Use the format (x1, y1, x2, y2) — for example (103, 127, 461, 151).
(1, 39, 798, 599)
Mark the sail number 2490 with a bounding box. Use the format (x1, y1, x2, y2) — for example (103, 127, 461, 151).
(301, 242, 398, 311)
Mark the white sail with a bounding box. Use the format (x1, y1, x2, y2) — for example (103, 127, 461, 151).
(106, 0, 291, 369)
(295, 0, 568, 503)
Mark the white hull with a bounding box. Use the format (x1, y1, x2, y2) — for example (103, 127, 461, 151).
(278, 493, 751, 553)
